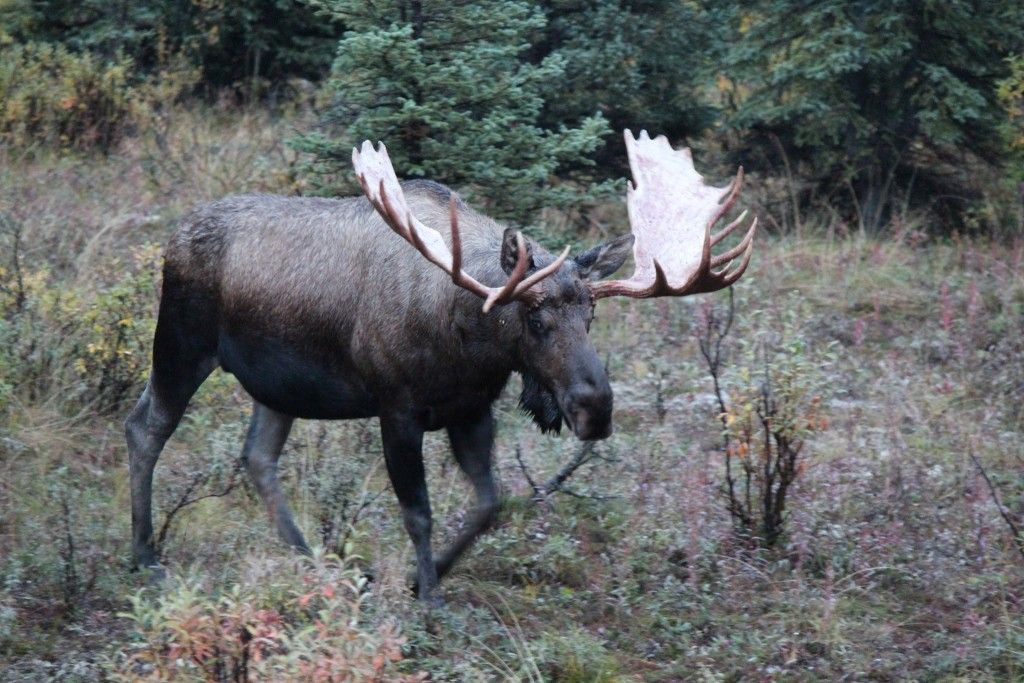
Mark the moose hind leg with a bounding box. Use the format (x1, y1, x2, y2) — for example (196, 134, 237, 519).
(379, 414, 439, 604)
(126, 362, 214, 570)
(436, 411, 500, 579)
(242, 402, 308, 552)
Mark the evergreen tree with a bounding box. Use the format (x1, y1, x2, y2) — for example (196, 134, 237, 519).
(536, 0, 723, 173)
(719, 0, 1024, 231)
(294, 0, 611, 225)
(0, 0, 337, 91)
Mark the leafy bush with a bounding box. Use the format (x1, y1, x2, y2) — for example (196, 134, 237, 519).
(697, 291, 834, 547)
(72, 244, 161, 409)
(0, 0, 338, 95)
(998, 54, 1024, 181)
(0, 40, 202, 153)
(112, 555, 424, 682)
(0, 42, 140, 150)
(0, 222, 160, 414)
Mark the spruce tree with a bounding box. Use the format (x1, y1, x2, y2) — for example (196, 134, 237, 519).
(719, 0, 1024, 232)
(0, 0, 337, 89)
(536, 0, 723, 173)
(294, 0, 611, 225)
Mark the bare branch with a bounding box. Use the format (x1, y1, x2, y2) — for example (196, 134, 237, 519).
(968, 448, 1024, 563)
(156, 457, 245, 551)
(514, 442, 612, 502)
(513, 443, 542, 500)
(541, 443, 599, 497)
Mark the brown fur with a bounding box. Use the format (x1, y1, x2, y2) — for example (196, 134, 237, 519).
(127, 180, 628, 601)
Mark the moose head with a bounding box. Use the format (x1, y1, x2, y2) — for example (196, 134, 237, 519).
(352, 130, 757, 441)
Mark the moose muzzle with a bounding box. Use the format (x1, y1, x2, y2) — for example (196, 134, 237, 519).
(564, 374, 613, 441)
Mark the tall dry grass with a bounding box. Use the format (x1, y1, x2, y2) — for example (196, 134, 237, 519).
(0, 105, 1022, 681)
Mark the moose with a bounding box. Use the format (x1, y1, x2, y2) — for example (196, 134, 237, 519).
(125, 130, 756, 604)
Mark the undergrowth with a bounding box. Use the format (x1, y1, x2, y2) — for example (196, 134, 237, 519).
(0, 108, 1022, 682)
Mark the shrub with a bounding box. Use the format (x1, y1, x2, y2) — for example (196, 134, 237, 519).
(998, 55, 1024, 162)
(71, 244, 161, 410)
(0, 42, 140, 151)
(697, 291, 834, 547)
(0, 41, 200, 153)
(0, 223, 160, 414)
(111, 554, 425, 682)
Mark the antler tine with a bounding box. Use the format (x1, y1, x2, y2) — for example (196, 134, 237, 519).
(511, 245, 571, 299)
(376, 180, 410, 241)
(449, 194, 462, 278)
(708, 166, 744, 234)
(711, 209, 749, 247)
(353, 139, 569, 313)
(719, 238, 755, 286)
(710, 215, 758, 268)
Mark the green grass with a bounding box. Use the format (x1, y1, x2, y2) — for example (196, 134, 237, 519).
(1, 108, 1023, 681)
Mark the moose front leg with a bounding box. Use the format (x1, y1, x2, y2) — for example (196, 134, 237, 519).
(436, 410, 499, 579)
(379, 413, 440, 605)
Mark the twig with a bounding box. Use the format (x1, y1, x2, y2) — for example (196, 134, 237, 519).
(554, 486, 616, 501)
(338, 486, 388, 553)
(514, 442, 611, 502)
(968, 448, 1024, 563)
(59, 491, 78, 608)
(541, 443, 597, 496)
(156, 457, 246, 550)
(513, 443, 542, 499)
(698, 289, 751, 528)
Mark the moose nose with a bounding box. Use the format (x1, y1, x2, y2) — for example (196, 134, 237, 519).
(567, 378, 613, 441)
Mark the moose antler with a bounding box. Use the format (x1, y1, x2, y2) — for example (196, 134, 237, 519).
(589, 130, 757, 300)
(352, 141, 569, 312)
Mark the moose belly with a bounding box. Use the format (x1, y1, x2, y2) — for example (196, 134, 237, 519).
(217, 332, 377, 420)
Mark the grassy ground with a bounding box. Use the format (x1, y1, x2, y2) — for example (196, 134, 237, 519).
(1, 108, 1022, 681)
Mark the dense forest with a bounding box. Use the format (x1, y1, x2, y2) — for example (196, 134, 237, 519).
(1, 1, 1023, 680)
(4, 0, 1023, 229)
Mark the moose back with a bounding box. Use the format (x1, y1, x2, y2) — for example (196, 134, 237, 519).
(125, 131, 756, 603)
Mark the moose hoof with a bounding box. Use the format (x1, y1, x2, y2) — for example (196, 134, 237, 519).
(419, 591, 446, 610)
(409, 577, 445, 608)
(137, 563, 168, 585)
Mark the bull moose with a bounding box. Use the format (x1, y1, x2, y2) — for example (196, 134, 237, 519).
(125, 130, 757, 604)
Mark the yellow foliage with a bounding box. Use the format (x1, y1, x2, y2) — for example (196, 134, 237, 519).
(0, 42, 198, 152)
(0, 243, 162, 413)
(998, 55, 1024, 151)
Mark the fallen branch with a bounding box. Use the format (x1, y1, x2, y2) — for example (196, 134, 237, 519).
(968, 448, 1024, 563)
(515, 442, 613, 502)
(513, 443, 542, 499)
(541, 442, 598, 496)
(156, 457, 245, 550)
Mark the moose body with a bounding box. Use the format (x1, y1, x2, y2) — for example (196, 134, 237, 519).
(126, 181, 627, 603)
(126, 132, 756, 604)
(174, 184, 561, 425)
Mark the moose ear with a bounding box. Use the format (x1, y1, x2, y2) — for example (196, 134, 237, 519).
(500, 227, 535, 275)
(574, 234, 635, 280)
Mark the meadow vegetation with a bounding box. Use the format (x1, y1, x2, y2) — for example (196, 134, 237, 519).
(0, 106, 1022, 680)
(2, 1, 1024, 680)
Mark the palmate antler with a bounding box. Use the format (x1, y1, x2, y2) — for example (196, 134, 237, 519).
(588, 130, 757, 300)
(352, 141, 569, 312)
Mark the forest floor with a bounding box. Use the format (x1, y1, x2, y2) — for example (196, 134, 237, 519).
(1, 108, 1023, 682)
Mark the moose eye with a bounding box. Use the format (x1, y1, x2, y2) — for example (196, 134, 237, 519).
(528, 316, 545, 334)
